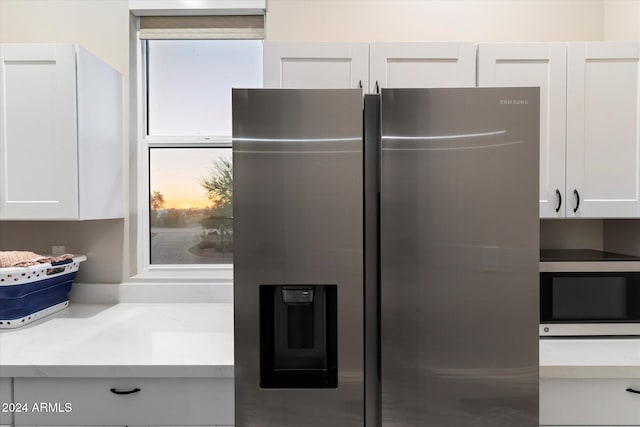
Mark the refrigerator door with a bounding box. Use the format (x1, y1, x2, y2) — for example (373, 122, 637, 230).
(233, 89, 364, 427)
(380, 88, 540, 426)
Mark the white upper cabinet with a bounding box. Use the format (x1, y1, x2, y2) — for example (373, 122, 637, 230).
(566, 42, 640, 218)
(0, 44, 123, 220)
(264, 42, 369, 89)
(478, 43, 567, 218)
(369, 43, 476, 92)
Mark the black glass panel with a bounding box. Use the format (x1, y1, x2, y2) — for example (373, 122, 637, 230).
(552, 277, 627, 320)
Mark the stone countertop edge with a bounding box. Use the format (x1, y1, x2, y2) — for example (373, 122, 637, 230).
(539, 365, 640, 379)
(0, 365, 234, 378)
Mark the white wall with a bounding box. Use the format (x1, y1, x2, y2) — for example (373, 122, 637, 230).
(540, 220, 603, 250)
(266, 0, 605, 42)
(604, 0, 640, 40)
(0, 0, 129, 73)
(604, 220, 640, 256)
(0, 0, 129, 283)
(0, 220, 125, 283)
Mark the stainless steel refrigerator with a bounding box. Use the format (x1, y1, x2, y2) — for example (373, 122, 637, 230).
(233, 87, 539, 427)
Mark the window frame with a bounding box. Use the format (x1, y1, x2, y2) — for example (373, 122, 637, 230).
(131, 19, 261, 282)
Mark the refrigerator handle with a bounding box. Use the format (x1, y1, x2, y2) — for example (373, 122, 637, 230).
(573, 189, 580, 213)
(555, 189, 562, 213)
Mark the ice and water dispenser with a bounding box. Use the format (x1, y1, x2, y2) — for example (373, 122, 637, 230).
(260, 285, 337, 388)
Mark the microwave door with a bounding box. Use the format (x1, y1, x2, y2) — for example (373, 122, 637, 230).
(540, 271, 640, 337)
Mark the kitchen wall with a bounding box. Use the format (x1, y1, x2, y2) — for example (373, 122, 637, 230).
(0, 0, 638, 284)
(604, 0, 640, 40)
(0, 0, 129, 71)
(604, 220, 640, 256)
(265, 0, 605, 42)
(0, 220, 124, 283)
(0, 0, 130, 283)
(540, 220, 603, 251)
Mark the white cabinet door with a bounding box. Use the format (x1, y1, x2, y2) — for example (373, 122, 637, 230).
(478, 43, 567, 218)
(75, 46, 123, 220)
(14, 378, 233, 426)
(566, 42, 640, 218)
(264, 42, 368, 89)
(0, 44, 79, 219)
(0, 43, 123, 221)
(369, 43, 476, 92)
(0, 377, 12, 426)
(540, 378, 640, 425)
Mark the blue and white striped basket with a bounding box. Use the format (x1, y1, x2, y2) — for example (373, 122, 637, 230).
(0, 255, 86, 329)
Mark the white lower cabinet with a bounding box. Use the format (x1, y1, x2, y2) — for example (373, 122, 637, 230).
(0, 378, 12, 426)
(540, 378, 640, 426)
(13, 378, 233, 427)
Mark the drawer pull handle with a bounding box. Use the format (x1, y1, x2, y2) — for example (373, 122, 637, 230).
(110, 387, 141, 395)
(626, 388, 640, 395)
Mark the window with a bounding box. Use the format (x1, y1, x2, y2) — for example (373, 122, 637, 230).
(147, 40, 263, 136)
(135, 18, 263, 278)
(149, 147, 233, 265)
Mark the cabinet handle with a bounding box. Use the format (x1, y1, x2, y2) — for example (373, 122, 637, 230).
(375, 81, 380, 94)
(555, 189, 562, 213)
(627, 388, 640, 395)
(110, 387, 141, 395)
(573, 189, 580, 213)
(358, 80, 363, 89)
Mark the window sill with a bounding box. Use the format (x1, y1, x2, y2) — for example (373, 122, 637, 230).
(70, 280, 233, 304)
(129, 265, 233, 284)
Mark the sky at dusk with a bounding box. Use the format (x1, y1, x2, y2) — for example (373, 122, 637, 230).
(150, 148, 231, 209)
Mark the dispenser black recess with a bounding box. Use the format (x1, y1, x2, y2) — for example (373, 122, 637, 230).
(260, 285, 337, 389)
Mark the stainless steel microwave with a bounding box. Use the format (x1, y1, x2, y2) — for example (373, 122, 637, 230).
(540, 250, 640, 337)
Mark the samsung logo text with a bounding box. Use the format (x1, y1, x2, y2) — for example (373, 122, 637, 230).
(500, 99, 529, 105)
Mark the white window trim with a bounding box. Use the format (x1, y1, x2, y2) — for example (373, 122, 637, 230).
(129, 0, 265, 16)
(129, 18, 242, 283)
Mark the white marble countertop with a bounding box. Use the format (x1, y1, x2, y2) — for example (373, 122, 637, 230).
(539, 338, 640, 378)
(1, 303, 638, 379)
(0, 303, 233, 378)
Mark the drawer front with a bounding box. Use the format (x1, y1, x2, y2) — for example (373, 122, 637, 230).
(14, 378, 233, 426)
(540, 378, 640, 425)
(0, 377, 12, 425)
